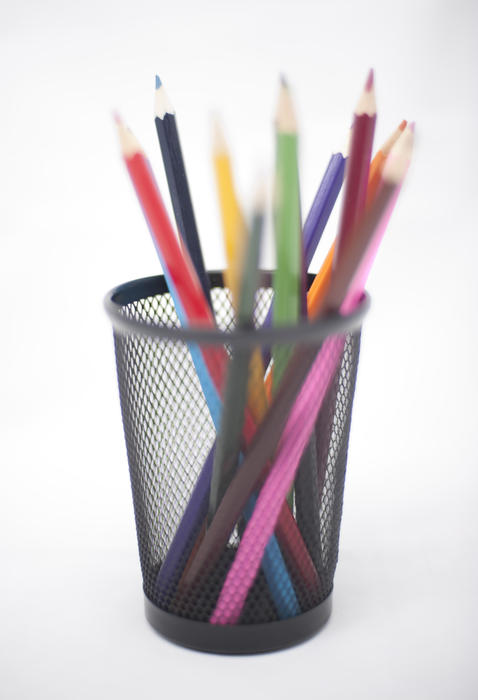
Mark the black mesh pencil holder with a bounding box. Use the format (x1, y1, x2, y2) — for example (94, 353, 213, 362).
(105, 271, 369, 654)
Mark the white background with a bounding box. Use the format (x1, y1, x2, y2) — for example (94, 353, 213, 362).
(1, 0, 477, 697)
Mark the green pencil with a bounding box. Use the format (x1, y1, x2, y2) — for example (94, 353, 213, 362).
(207, 184, 265, 524)
(272, 77, 301, 395)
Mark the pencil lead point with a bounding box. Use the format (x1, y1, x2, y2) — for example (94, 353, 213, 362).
(275, 77, 296, 132)
(154, 77, 175, 118)
(365, 68, 374, 91)
(280, 73, 288, 88)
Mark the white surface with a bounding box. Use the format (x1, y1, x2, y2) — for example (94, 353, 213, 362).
(1, 0, 477, 697)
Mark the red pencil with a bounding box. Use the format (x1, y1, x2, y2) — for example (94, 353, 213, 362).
(115, 115, 227, 394)
(333, 69, 377, 269)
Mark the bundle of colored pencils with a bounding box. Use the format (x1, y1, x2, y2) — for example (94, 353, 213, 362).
(115, 69, 414, 625)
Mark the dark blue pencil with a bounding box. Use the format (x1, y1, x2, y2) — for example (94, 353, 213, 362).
(154, 76, 212, 308)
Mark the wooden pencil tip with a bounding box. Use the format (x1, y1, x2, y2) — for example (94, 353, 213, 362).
(252, 176, 267, 213)
(212, 114, 228, 154)
(276, 79, 297, 133)
(114, 115, 142, 158)
(356, 70, 376, 116)
(399, 119, 407, 132)
(154, 78, 175, 118)
(383, 124, 414, 184)
(365, 68, 374, 91)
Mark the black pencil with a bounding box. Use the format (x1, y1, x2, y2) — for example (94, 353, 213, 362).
(154, 76, 212, 308)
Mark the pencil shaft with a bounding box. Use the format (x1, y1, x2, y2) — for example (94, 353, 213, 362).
(326, 182, 396, 312)
(208, 207, 263, 523)
(155, 114, 212, 307)
(304, 153, 346, 268)
(294, 155, 345, 555)
(260, 151, 345, 361)
(272, 131, 301, 394)
(333, 112, 376, 268)
(273, 133, 301, 326)
(214, 150, 246, 308)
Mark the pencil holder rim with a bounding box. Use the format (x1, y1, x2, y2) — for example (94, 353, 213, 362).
(104, 271, 370, 346)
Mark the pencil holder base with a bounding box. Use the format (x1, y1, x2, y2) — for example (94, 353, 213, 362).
(144, 593, 333, 654)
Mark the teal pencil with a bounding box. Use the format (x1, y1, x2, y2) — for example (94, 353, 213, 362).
(207, 185, 265, 523)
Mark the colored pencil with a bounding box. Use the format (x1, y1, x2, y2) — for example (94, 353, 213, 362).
(207, 185, 265, 522)
(115, 116, 225, 425)
(212, 117, 247, 308)
(333, 69, 376, 271)
(182, 127, 414, 597)
(154, 77, 212, 308)
(272, 77, 302, 393)
(210, 127, 415, 624)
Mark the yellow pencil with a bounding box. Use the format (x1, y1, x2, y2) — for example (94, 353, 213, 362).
(212, 118, 247, 308)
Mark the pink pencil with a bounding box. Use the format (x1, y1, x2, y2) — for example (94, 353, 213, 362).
(210, 125, 415, 625)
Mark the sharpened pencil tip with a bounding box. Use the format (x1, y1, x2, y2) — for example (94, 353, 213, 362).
(399, 119, 407, 132)
(408, 121, 416, 132)
(252, 176, 267, 213)
(155, 75, 162, 90)
(280, 73, 288, 88)
(365, 68, 374, 91)
(114, 114, 142, 158)
(276, 78, 297, 133)
(212, 114, 228, 154)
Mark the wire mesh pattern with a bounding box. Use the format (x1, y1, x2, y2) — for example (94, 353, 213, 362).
(112, 276, 361, 626)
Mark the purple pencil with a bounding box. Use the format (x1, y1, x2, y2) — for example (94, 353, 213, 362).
(153, 448, 215, 603)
